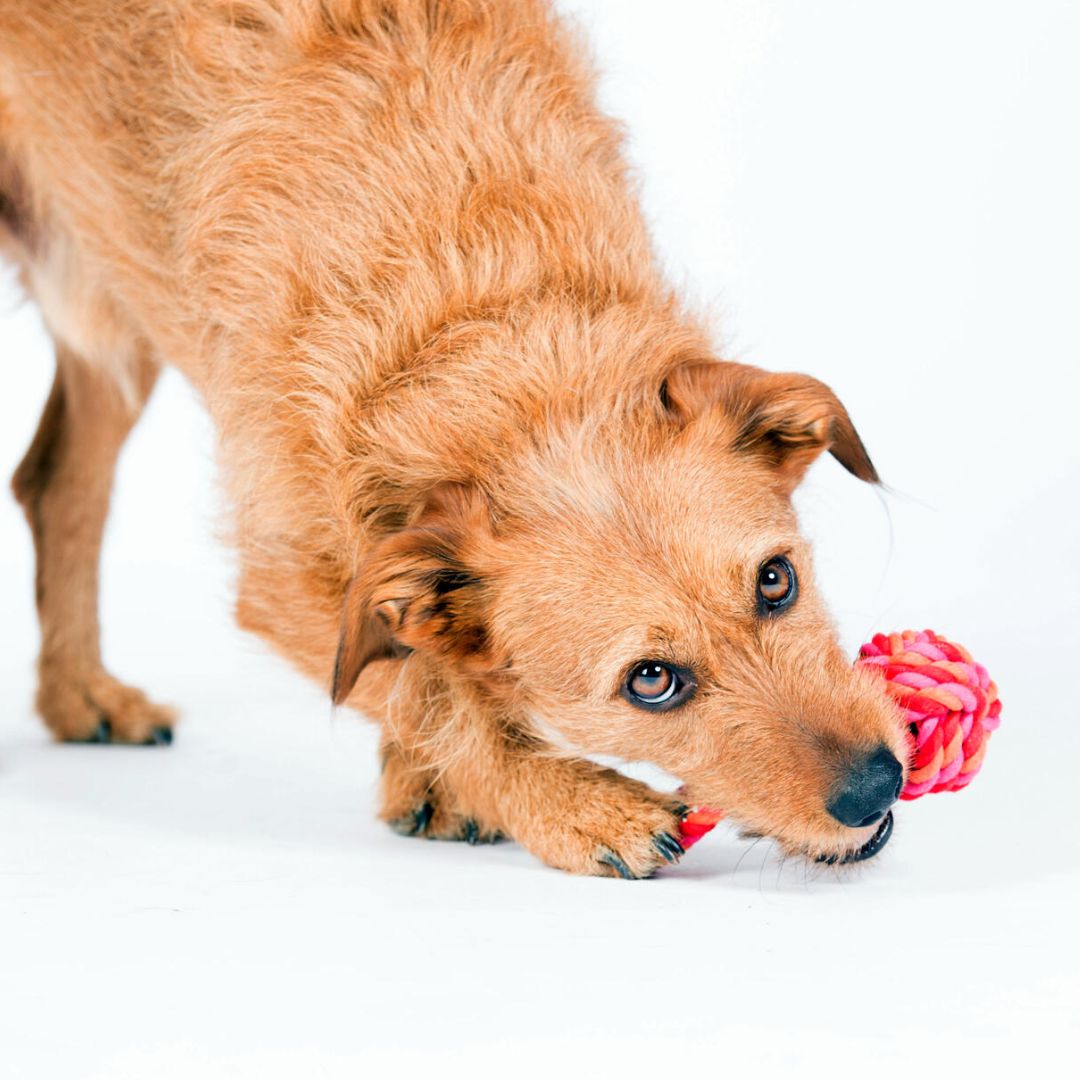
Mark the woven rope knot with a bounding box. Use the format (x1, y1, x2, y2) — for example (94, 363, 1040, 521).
(855, 630, 1002, 799)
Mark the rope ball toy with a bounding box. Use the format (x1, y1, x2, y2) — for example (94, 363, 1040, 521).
(678, 629, 1002, 852)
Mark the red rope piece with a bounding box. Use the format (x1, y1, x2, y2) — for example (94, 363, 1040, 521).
(677, 629, 1001, 850)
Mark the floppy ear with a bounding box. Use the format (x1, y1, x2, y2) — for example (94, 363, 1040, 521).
(331, 483, 494, 706)
(662, 360, 879, 491)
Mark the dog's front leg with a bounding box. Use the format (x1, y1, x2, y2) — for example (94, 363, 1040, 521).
(378, 734, 503, 845)
(465, 744, 689, 879)
(375, 672, 687, 878)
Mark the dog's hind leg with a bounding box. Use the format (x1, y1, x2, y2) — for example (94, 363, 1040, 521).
(11, 346, 175, 745)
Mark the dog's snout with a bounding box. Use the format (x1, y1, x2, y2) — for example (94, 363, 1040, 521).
(827, 745, 903, 829)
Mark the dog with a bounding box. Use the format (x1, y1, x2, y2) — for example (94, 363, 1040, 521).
(1, 0, 906, 877)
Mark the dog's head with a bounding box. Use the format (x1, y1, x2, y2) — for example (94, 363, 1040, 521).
(333, 359, 905, 865)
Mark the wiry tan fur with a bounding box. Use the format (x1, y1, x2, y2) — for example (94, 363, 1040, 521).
(2, 0, 906, 876)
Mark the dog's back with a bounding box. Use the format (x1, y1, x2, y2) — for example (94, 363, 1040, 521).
(0, 0, 656, 391)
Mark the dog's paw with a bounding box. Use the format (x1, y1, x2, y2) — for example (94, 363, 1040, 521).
(387, 799, 503, 844)
(598, 830, 686, 879)
(38, 667, 176, 746)
(379, 742, 502, 844)
(523, 772, 688, 879)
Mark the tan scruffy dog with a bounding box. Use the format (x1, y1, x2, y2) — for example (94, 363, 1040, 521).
(2, 0, 908, 877)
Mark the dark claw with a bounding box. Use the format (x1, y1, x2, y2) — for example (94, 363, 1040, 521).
(410, 801, 434, 836)
(652, 832, 685, 864)
(147, 726, 173, 746)
(74, 719, 111, 744)
(598, 849, 638, 880)
(389, 801, 435, 837)
(463, 819, 480, 845)
(658, 833, 685, 862)
(673, 804, 690, 820)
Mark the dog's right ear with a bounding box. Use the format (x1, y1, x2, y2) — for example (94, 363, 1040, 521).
(661, 360, 879, 492)
(331, 483, 494, 706)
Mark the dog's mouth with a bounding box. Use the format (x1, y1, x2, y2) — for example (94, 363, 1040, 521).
(815, 810, 894, 866)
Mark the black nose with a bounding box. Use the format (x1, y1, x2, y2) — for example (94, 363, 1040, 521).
(827, 745, 903, 829)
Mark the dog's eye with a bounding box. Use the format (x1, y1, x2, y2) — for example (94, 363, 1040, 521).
(757, 556, 797, 613)
(629, 663, 674, 701)
(623, 661, 695, 711)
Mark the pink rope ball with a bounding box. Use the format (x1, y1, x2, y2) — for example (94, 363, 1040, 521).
(855, 629, 1002, 799)
(678, 629, 1002, 851)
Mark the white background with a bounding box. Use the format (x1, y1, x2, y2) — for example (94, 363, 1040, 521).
(2, 1, 1078, 1076)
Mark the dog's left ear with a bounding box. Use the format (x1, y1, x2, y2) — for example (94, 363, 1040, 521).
(331, 483, 494, 706)
(662, 360, 879, 491)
